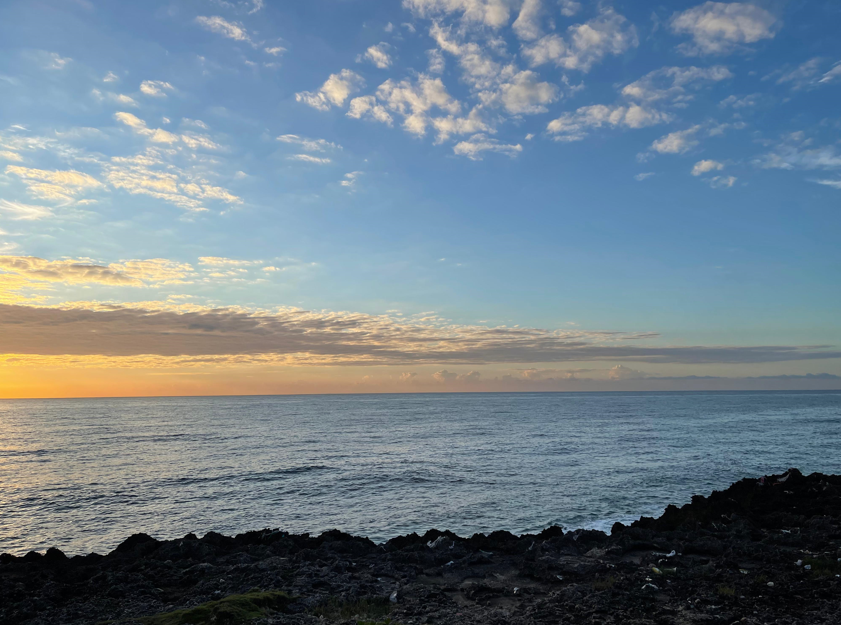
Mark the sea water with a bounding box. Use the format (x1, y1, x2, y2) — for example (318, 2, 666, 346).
(1, 391, 839, 556)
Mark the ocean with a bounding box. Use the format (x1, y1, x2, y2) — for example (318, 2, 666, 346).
(1, 391, 839, 556)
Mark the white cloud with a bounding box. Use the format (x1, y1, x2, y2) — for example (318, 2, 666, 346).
(288, 154, 332, 164)
(429, 23, 505, 91)
(104, 148, 241, 212)
(0, 256, 193, 286)
(453, 134, 522, 160)
(341, 171, 362, 188)
(403, 0, 513, 28)
(264, 46, 286, 56)
(358, 43, 393, 69)
(706, 175, 737, 188)
(755, 137, 841, 171)
(0, 150, 23, 162)
(179, 133, 221, 151)
(621, 65, 733, 106)
(347, 96, 394, 125)
(198, 257, 258, 267)
(277, 135, 341, 152)
(813, 179, 841, 190)
(41, 52, 72, 70)
(692, 159, 724, 175)
(140, 80, 174, 97)
(819, 62, 841, 84)
(670, 2, 779, 56)
(559, 0, 580, 17)
(608, 364, 648, 380)
(0, 199, 53, 220)
(719, 93, 760, 108)
(92, 89, 139, 107)
(634, 172, 655, 181)
(479, 70, 558, 114)
(512, 0, 543, 41)
(103, 71, 119, 82)
(431, 109, 490, 142)
(195, 16, 252, 43)
(296, 69, 365, 111)
(375, 74, 461, 136)
(427, 49, 445, 73)
(547, 104, 670, 141)
(522, 9, 638, 72)
(5, 165, 103, 203)
(649, 125, 701, 154)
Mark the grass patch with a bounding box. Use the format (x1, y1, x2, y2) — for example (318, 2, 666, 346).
(310, 597, 393, 622)
(716, 585, 735, 597)
(592, 575, 616, 590)
(140, 590, 293, 625)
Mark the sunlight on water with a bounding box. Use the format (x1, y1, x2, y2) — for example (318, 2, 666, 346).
(0, 391, 839, 555)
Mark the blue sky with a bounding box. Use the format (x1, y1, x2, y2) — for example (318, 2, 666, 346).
(0, 0, 840, 395)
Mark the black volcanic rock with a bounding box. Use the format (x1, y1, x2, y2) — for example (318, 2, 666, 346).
(2, 469, 840, 624)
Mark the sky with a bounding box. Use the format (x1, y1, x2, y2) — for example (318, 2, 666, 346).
(0, 0, 839, 397)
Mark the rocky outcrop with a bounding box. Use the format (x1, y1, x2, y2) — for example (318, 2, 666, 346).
(2, 469, 840, 624)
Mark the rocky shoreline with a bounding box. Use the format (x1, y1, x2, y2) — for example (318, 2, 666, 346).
(2, 469, 840, 624)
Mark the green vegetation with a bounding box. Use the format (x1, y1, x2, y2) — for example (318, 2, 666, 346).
(310, 596, 394, 623)
(139, 590, 292, 625)
(716, 585, 735, 597)
(592, 575, 616, 590)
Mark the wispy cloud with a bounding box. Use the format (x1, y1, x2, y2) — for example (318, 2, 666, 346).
(195, 16, 252, 44)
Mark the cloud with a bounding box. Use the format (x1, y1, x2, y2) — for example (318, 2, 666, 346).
(453, 134, 522, 160)
(427, 49, 445, 74)
(288, 154, 332, 164)
(669, 2, 779, 56)
(547, 104, 670, 142)
(5, 165, 102, 203)
(403, 0, 513, 28)
(91, 89, 138, 107)
(608, 364, 648, 380)
(692, 159, 724, 175)
(347, 96, 395, 125)
(40, 52, 72, 70)
(0, 256, 193, 287)
(104, 147, 241, 212)
(140, 80, 174, 97)
(374, 75, 461, 136)
(103, 71, 119, 82)
(115, 112, 219, 151)
(358, 43, 393, 69)
(276, 134, 341, 152)
(813, 179, 841, 190)
(433, 369, 481, 383)
(649, 125, 701, 154)
(706, 175, 737, 188)
(559, 1, 580, 17)
(621, 65, 733, 106)
(479, 70, 558, 115)
(0, 150, 23, 162)
(0, 200, 53, 220)
(296, 69, 365, 111)
(634, 172, 655, 181)
(264, 46, 286, 56)
(719, 93, 760, 108)
(770, 58, 841, 90)
(341, 171, 362, 188)
(198, 257, 258, 267)
(512, 0, 543, 41)
(195, 16, 252, 43)
(1, 300, 839, 366)
(521, 9, 638, 72)
(754, 137, 841, 172)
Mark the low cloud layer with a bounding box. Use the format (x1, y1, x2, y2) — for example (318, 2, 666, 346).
(0, 303, 838, 366)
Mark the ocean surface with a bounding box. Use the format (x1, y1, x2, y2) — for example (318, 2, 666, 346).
(1, 391, 840, 556)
